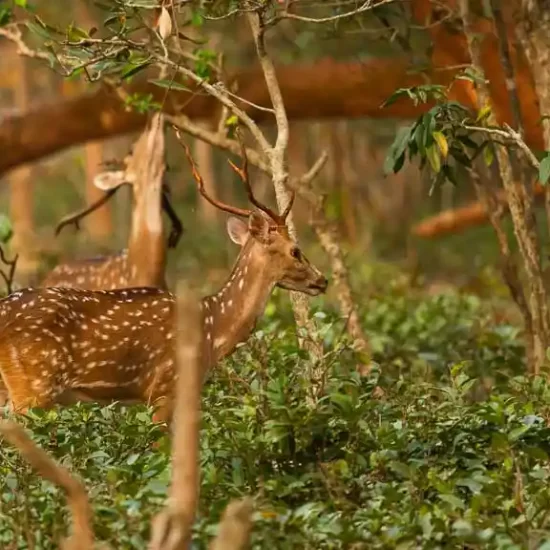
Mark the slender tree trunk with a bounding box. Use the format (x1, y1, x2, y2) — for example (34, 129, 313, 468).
(333, 121, 358, 243)
(289, 126, 372, 376)
(460, 0, 550, 373)
(513, 1, 550, 233)
(194, 126, 220, 224)
(9, 49, 37, 285)
(77, 0, 112, 243)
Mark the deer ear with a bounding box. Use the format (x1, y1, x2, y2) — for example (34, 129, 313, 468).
(94, 170, 128, 191)
(248, 211, 270, 243)
(227, 217, 249, 246)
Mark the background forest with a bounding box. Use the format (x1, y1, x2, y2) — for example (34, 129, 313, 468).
(1, 0, 550, 548)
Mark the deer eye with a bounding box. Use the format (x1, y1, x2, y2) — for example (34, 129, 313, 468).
(290, 247, 301, 260)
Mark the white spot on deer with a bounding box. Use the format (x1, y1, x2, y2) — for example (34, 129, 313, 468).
(238, 279, 244, 290)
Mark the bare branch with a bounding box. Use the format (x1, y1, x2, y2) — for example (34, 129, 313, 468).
(167, 114, 270, 172)
(0, 25, 51, 61)
(296, 150, 329, 188)
(246, 11, 288, 158)
(463, 124, 541, 170)
(150, 52, 272, 159)
(271, 0, 399, 25)
(168, 116, 325, 208)
(0, 421, 95, 550)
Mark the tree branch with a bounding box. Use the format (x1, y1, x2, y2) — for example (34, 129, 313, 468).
(0, 421, 95, 550)
(270, 0, 399, 25)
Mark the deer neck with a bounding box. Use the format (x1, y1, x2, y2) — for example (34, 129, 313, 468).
(201, 241, 274, 366)
(127, 185, 166, 287)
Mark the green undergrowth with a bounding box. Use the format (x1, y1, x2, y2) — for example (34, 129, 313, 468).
(1, 287, 550, 549)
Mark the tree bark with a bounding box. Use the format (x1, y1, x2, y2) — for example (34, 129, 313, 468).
(0, 45, 544, 179)
(513, 1, 550, 234)
(459, 0, 550, 374)
(76, 0, 112, 243)
(8, 48, 36, 284)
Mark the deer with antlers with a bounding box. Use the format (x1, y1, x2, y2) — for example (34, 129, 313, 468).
(0, 135, 328, 423)
(41, 113, 183, 291)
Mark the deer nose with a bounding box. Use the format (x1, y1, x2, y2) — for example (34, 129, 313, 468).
(316, 275, 329, 291)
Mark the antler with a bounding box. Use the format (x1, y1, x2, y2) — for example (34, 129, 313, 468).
(162, 188, 184, 249)
(175, 127, 295, 224)
(55, 188, 119, 236)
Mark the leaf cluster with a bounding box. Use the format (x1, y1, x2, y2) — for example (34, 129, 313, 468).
(2, 284, 548, 548)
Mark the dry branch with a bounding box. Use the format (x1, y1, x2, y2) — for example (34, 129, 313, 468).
(245, 7, 324, 368)
(0, 421, 95, 550)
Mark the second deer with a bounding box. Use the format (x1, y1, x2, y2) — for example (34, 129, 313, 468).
(41, 113, 183, 291)
(0, 139, 328, 423)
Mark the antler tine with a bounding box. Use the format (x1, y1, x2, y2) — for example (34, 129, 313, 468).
(161, 186, 184, 249)
(281, 191, 296, 221)
(227, 136, 282, 223)
(55, 188, 119, 237)
(175, 129, 252, 218)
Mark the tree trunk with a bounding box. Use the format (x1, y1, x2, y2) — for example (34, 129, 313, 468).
(8, 49, 36, 285)
(1, 44, 546, 179)
(76, 0, 112, 243)
(194, 128, 220, 224)
(459, 0, 550, 374)
(513, 1, 550, 233)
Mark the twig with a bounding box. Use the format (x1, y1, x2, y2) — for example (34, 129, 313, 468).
(0, 25, 51, 61)
(463, 124, 541, 170)
(0, 421, 95, 550)
(269, 0, 398, 26)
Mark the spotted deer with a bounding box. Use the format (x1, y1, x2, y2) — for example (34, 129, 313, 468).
(41, 112, 183, 291)
(0, 141, 328, 423)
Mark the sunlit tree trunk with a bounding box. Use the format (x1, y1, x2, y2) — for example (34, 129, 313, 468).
(77, 0, 112, 243)
(460, 0, 550, 373)
(512, 1, 550, 232)
(9, 49, 37, 285)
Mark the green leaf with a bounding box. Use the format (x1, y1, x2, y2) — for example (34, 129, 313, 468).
(539, 152, 550, 185)
(476, 104, 492, 123)
(225, 115, 239, 127)
(439, 493, 465, 510)
(191, 10, 204, 26)
(508, 424, 530, 442)
(25, 20, 52, 40)
(426, 144, 441, 173)
(483, 143, 494, 166)
(148, 79, 191, 92)
(384, 125, 412, 174)
(432, 131, 448, 158)
(121, 61, 151, 80)
(65, 21, 90, 41)
(14, 0, 27, 7)
(0, 214, 13, 243)
(0, 7, 12, 26)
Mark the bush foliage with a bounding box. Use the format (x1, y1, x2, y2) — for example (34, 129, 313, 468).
(2, 277, 550, 549)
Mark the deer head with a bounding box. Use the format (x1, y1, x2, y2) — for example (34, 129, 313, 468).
(181, 138, 328, 297)
(55, 114, 183, 249)
(226, 212, 327, 295)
